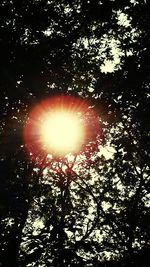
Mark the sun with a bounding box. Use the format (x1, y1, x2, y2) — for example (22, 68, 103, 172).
(39, 110, 84, 155)
(24, 95, 100, 163)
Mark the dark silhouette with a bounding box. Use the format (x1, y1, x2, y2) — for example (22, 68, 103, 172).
(0, 0, 149, 266)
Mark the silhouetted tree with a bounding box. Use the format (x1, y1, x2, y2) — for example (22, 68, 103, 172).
(0, 0, 149, 266)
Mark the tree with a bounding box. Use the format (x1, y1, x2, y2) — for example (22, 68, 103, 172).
(0, 0, 149, 266)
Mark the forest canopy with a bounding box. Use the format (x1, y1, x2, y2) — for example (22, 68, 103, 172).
(0, 0, 149, 266)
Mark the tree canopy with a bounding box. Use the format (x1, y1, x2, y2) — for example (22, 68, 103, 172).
(0, 0, 149, 266)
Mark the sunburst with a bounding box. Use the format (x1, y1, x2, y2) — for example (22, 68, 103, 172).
(24, 95, 100, 164)
(39, 110, 84, 155)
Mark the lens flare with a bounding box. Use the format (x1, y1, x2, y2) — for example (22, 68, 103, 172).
(39, 110, 84, 155)
(24, 95, 100, 164)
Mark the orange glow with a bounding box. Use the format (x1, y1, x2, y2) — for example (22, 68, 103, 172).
(24, 95, 100, 164)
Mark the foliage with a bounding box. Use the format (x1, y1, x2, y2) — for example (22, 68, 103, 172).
(0, 0, 149, 266)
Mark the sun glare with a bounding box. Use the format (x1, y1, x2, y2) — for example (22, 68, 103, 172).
(40, 111, 83, 155)
(24, 95, 100, 163)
